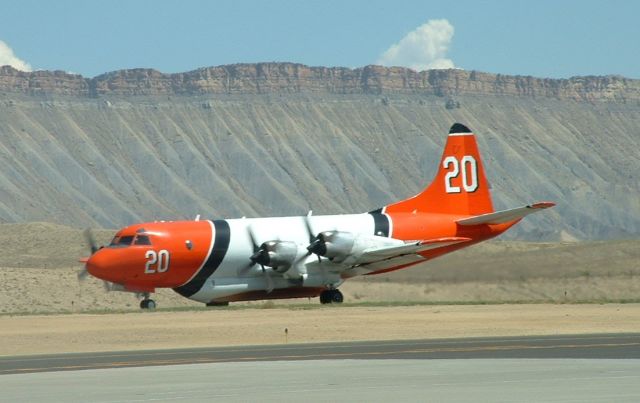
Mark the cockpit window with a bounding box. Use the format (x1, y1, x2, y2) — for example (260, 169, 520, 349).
(134, 235, 152, 245)
(117, 235, 134, 246)
(108, 234, 137, 248)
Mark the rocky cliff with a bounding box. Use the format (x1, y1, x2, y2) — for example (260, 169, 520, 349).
(0, 63, 638, 240)
(1, 63, 638, 101)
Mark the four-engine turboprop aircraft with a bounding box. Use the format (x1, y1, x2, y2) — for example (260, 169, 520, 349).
(78, 123, 554, 309)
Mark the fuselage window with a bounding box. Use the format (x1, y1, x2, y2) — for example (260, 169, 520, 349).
(134, 235, 152, 245)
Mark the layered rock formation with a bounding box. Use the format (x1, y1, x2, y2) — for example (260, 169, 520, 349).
(0, 63, 638, 240)
(1, 63, 638, 101)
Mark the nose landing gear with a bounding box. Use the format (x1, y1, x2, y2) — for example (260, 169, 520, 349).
(139, 293, 156, 309)
(319, 289, 344, 304)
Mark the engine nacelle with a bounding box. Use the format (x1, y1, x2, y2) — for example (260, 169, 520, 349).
(259, 240, 298, 272)
(308, 231, 354, 260)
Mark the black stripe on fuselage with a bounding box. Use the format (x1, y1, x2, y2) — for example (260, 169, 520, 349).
(173, 220, 231, 298)
(369, 212, 390, 237)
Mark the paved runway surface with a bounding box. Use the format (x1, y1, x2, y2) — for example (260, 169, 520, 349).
(1, 333, 639, 374)
(2, 358, 640, 402)
(2, 334, 640, 402)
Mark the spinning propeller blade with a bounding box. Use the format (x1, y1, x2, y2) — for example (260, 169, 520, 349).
(302, 212, 322, 263)
(78, 228, 99, 282)
(83, 228, 99, 255)
(78, 228, 113, 291)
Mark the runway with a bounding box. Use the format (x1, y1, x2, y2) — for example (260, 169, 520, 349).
(2, 334, 640, 402)
(1, 333, 639, 374)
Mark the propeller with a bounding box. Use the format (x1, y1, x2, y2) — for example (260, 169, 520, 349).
(77, 228, 98, 281)
(240, 225, 275, 293)
(77, 265, 90, 281)
(77, 228, 114, 291)
(83, 228, 99, 255)
(302, 212, 323, 263)
(303, 211, 316, 244)
(307, 232, 328, 256)
(250, 243, 271, 267)
(261, 265, 274, 293)
(239, 225, 263, 274)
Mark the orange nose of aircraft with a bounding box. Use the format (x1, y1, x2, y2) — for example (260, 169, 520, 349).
(86, 249, 122, 284)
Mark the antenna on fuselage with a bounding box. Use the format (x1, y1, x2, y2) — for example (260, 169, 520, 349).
(195, 214, 200, 221)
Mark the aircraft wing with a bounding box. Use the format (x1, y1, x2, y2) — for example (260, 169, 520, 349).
(354, 237, 471, 265)
(456, 202, 555, 226)
(339, 237, 470, 278)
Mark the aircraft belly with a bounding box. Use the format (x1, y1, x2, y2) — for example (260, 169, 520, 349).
(188, 273, 343, 303)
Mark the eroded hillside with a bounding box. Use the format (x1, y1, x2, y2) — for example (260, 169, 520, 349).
(0, 63, 638, 239)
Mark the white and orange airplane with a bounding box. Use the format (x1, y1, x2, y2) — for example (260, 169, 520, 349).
(79, 123, 554, 309)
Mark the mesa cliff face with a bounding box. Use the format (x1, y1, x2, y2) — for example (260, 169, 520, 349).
(0, 63, 638, 240)
(1, 63, 638, 101)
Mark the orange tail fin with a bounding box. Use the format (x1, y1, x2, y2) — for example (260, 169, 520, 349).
(385, 123, 494, 216)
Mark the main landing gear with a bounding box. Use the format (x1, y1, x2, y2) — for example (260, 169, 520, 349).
(319, 289, 344, 304)
(140, 293, 156, 310)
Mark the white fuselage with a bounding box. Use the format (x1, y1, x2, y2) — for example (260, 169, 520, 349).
(187, 212, 390, 302)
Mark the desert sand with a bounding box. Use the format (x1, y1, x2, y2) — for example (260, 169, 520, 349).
(2, 304, 640, 356)
(3, 266, 640, 315)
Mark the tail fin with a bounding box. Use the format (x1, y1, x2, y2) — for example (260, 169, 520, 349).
(385, 123, 494, 216)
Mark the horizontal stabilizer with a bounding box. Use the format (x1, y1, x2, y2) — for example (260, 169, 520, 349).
(457, 202, 555, 226)
(358, 237, 471, 264)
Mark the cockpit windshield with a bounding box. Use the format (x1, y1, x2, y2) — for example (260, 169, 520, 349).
(108, 230, 153, 248)
(134, 235, 151, 245)
(108, 235, 134, 247)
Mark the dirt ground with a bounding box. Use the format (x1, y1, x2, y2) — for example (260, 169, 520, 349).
(3, 267, 640, 315)
(2, 304, 640, 356)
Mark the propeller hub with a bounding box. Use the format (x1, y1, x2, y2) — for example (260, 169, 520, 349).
(250, 248, 271, 266)
(307, 238, 327, 256)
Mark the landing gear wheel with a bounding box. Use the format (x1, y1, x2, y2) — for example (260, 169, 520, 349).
(331, 289, 344, 303)
(140, 299, 156, 309)
(319, 289, 344, 304)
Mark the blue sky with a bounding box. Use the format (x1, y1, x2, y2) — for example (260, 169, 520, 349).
(1, 0, 638, 78)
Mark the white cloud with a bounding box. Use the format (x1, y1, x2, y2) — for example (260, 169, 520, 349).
(0, 40, 32, 72)
(376, 19, 455, 71)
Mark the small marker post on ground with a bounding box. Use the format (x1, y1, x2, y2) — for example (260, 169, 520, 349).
(285, 327, 288, 343)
